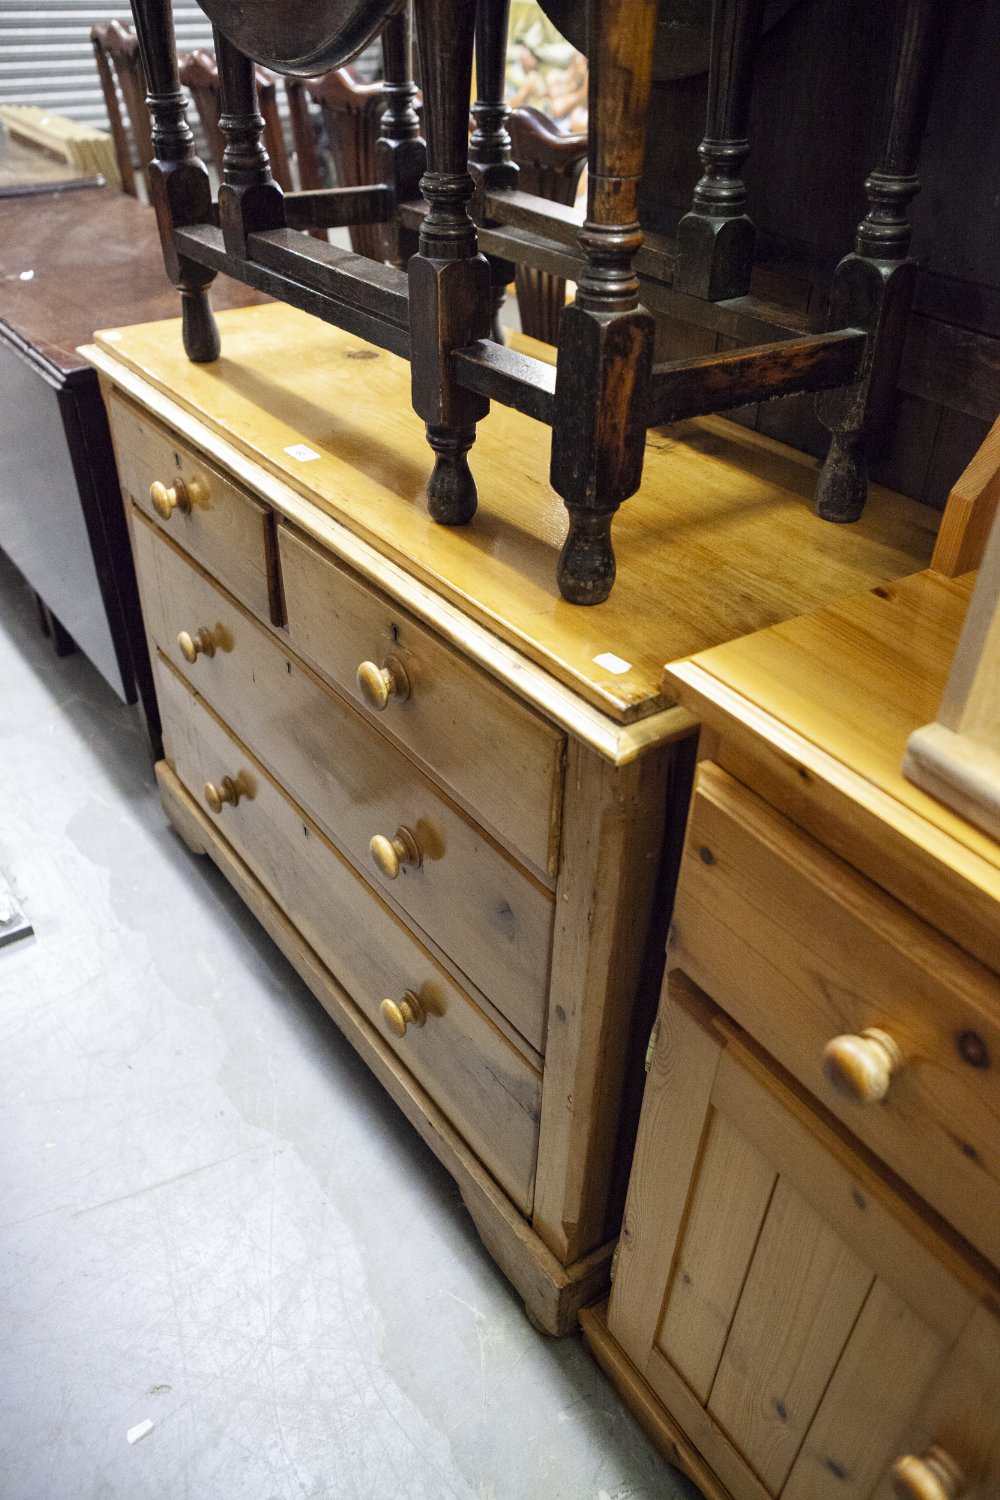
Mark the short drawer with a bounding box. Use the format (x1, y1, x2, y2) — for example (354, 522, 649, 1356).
(134, 514, 553, 1054)
(156, 656, 541, 1215)
(278, 522, 564, 880)
(669, 761, 1000, 1269)
(109, 391, 276, 622)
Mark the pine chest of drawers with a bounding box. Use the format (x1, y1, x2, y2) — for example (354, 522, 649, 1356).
(590, 572, 1000, 1496)
(86, 303, 937, 1334)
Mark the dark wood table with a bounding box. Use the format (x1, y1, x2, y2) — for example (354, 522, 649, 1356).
(0, 180, 264, 747)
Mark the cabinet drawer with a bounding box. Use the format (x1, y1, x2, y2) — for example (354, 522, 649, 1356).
(156, 656, 541, 1214)
(609, 975, 1000, 1500)
(278, 523, 564, 880)
(669, 762, 1000, 1269)
(134, 514, 553, 1054)
(109, 391, 275, 621)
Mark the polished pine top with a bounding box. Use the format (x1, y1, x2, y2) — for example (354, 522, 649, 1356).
(92, 302, 937, 725)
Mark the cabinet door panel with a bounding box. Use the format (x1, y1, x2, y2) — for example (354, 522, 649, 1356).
(608, 973, 997, 1500)
(707, 1178, 874, 1494)
(781, 1279, 944, 1500)
(657, 1109, 776, 1404)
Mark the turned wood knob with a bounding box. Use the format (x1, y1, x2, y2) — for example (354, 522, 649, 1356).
(369, 827, 421, 880)
(204, 776, 242, 815)
(823, 1027, 902, 1104)
(149, 478, 193, 518)
(380, 990, 425, 1038)
(178, 626, 217, 663)
(356, 655, 409, 711)
(891, 1446, 966, 1500)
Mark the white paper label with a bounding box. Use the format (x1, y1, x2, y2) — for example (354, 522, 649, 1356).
(284, 443, 320, 462)
(593, 651, 632, 675)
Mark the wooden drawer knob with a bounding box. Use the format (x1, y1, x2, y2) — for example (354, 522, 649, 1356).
(204, 775, 242, 815)
(149, 478, 192, 518)
(891, 1446, 965, 1499)
(369, 827, 421, 880)
(380, 990, 425, 1038)
(178, 626, 218, 663)
(823, 1027, 902, 1104)
(356, 656, 410, 711)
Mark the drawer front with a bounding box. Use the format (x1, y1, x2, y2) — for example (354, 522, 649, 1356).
(670, 762, 1000, 1269)
(610, 976, 999, 1500)
(134, 514, 553, 1054)
(278, 522, 564, 880)
(157, 656, 541, 1214)
(110, 392, 275, 622)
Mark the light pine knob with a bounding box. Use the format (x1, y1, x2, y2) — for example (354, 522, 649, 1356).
(823, 1027, 902, 1104)
(891, 1446, 965, 1500)
(356, 656, 410, 711)
(369, 827, 421, 880)
(149, 478, 192, 518)
(204, 776, 242, 815)
(379, 991, 426, 1038)
(178, 626, 217, 663)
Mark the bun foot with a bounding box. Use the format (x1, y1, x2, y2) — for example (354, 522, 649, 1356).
(815, 431, 868, 523)
(557, 511, 616, 605)
(180, 286, 221, 364)
(425, 425, 478, 525)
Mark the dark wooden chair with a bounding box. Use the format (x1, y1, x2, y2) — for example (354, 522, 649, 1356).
(507, 106, 587, 344)
(178, 49, 293, 192)
(286, 68, 385, 258)
(90, 19, 154, 196)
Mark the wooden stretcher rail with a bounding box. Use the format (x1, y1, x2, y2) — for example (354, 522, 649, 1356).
(174, 225, 411, 359)
(451, 341, 557, 425)
(284, 184, 394, 232)
(646, 330, 867, 425)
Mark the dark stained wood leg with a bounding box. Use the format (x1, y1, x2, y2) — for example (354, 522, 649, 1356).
(673, 0, 764, 301)
(410, 0, 491, 528)
(815, 0, 944, 522)
(377, 3, 425, 268)
(213, 27, 286, 260)
(549, 0, 658, 605)
(470, 0, 517, 344)
(128, 0, 220, 362)
(179, 284, 221, 362)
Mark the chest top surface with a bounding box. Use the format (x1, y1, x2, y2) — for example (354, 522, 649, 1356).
(88, 302, 937, 730)
(665, 569, 1000, 903)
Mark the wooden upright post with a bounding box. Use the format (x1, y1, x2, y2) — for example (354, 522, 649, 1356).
(549, 0, 658, 605)
(470, 0, 517, 342)
(409, 0, 491, 528)
(128, 0, 220, 361)
(377, 3, 425, 268)
(213, 27, 286, 261)
(815, 0, 944, 522)
(673, 0, 764, 301)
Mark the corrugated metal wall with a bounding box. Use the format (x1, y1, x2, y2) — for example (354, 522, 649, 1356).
(0, 3, 217, 130)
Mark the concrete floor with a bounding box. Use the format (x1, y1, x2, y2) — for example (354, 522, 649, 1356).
(0, 551, 698, 1500)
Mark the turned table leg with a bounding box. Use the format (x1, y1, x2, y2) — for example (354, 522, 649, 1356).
(410, 0, 491, 527)
(213, 27, 286, 259)
(674, 0, 764, 301)
(470, 0, 517, 343)
(549, 0, 658, 605)
(377, 3, 424, 269)
(815, 0, 944, 522)
(128, 0, 219, 361)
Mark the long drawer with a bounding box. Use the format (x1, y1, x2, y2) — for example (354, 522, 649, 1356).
(669, 761, 1000, 1269)
(278, 522, 564, 880)
(156, 655, 541, 1214)
(134, 512, 553, 1054)
(110, 392, 276, 623)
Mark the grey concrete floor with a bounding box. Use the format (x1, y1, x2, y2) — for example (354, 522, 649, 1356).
(0, 551, 698, 1500)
